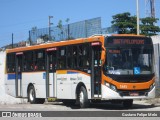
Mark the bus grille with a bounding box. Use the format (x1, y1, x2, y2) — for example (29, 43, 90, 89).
(107, 74, 154, 83)
(118, 90, 149, 96)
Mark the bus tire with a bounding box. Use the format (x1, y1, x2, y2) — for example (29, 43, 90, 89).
(37, 98, 45, 104)
(63, 100, 76, 106)
(78, 86, 89, 108)
(123, 99, 133, 108)
(28, 85, 37, 104)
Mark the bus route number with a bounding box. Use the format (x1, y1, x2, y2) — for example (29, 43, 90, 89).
(120, 85, 127, 89)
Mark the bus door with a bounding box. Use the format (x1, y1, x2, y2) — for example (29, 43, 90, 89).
(91, 42, 102, 98)
(15, 52, 23, 97)
(46, 48, 57, 98)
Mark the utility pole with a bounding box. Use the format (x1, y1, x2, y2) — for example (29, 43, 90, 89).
(145, 0, 155, 18)
(150, 0, 155, 18)
(12, 33, 14, 48)
(48, 16, 53, 41)
(136, 0, 140, 35)
(28, 31, 31, 45)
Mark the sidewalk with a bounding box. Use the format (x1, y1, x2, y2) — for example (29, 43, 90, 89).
(145, 98, 160, 106)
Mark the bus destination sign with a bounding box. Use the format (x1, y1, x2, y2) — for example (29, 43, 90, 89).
(113, 39, 144, 45)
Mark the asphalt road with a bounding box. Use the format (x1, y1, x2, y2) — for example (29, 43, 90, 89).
(0, 100, 160, 120)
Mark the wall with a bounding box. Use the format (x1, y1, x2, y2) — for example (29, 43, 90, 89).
(0, 51, 25, 104)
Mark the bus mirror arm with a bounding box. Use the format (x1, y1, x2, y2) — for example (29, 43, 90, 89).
(101, 46, 106, 66)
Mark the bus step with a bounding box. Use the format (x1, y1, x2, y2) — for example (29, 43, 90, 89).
(93, 95, 101, 98)
(16, 96, 22, 98)
(47, 97, 57, 102)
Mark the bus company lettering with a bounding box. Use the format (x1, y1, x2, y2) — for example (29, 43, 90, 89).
(70, 78, 77, 80)
(113, 39, 144, 45)
(70, 77, 82, 81)
(78, 77, 82, 81)
(57, 77, 67, 81)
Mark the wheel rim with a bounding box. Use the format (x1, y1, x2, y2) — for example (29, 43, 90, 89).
(79, 91, 84, 104)
(29, 89, 34, 101)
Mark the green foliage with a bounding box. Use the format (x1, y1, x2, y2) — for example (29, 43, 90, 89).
(140, 17, 160, 36)
(57, 20, 63, 29)
(111, 12, 137, 34)
(40, 34, 49, 42)
(111, 12, 160, 36)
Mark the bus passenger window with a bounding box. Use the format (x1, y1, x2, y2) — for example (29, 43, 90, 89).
(57, 47, 66, 69)
(73, 46, 77, 68)
(83, 45, 90, 67)
(24, 51, 34, 71)
(66, 46, 73, 68)
(7, 54, 15, 73)
(35, 50, 45, 71)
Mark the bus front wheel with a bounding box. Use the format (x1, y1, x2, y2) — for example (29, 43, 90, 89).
(78, 86, 89, 108)
(28, 85, 45, 104)
(28, 85, 36, 104)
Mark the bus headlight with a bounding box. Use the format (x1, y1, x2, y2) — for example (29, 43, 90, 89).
(149, 83, 155, 91)
(104, 81, 117, 91)
(104, 81, 110, 87)
(110, 84, 117, 91)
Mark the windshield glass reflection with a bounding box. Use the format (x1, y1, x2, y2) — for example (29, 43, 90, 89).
(105, 48, 153, 75)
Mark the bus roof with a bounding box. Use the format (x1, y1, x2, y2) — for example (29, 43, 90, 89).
(6, 36, 104, 53)
(111, 34, 145, 37)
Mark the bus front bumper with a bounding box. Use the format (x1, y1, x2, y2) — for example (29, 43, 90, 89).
(101, 84, 155, 100)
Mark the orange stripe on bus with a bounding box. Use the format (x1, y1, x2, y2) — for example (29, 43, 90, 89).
(6, 36, 104, 53)
(68, 70, 90, 76)
(102, 75, 155, 90)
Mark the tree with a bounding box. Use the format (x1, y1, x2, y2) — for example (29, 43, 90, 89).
(40, 34, 49, 42)
(140, 17, 160, 36)
(111, 12, 160, 36)
(57, 20, 64, 40)
(111, 12, 137, 34)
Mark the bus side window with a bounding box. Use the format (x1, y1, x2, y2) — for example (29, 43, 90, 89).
(83, 44, 90, 68)
(67, 46, 73, 68)
(57, 47, 66, 69)
(72, 46, 78, 68)
(24, 51, 34, 71)
(78, 45, 83, 68)
(77, 44, 90, 69)
(35, 50, 45, 71)
(7, 53, 15, 73)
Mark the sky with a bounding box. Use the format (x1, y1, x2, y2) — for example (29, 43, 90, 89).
(0, 0, 159, 47)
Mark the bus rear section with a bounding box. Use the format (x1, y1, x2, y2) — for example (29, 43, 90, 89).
(101, 35, 155, 107)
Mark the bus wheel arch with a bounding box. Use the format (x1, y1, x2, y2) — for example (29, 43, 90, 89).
(76, 82, 89, 108)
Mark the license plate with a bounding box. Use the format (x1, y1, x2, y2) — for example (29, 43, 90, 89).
(130, 92, 139, 96)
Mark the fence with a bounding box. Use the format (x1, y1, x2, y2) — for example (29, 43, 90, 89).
(0, 17, 120, 49)
(29, 17, 102, 44)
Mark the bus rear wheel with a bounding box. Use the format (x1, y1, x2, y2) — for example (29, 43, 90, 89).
(78, 86, 89, 108)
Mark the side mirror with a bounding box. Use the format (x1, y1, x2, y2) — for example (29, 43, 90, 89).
(101, 47, 106, 65)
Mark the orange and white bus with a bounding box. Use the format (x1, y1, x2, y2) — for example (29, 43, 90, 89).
(5, 34, 155, 108)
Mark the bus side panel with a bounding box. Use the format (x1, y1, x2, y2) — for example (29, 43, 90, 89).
(56, 70, 91, 99)
(76, 73, 91, 99)
(5, 74, 16, 97)
(22, 72, 46, 98)
(57, 73, 72, 99)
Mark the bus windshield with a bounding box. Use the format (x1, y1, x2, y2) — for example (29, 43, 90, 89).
(105, 47, 154, 75)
